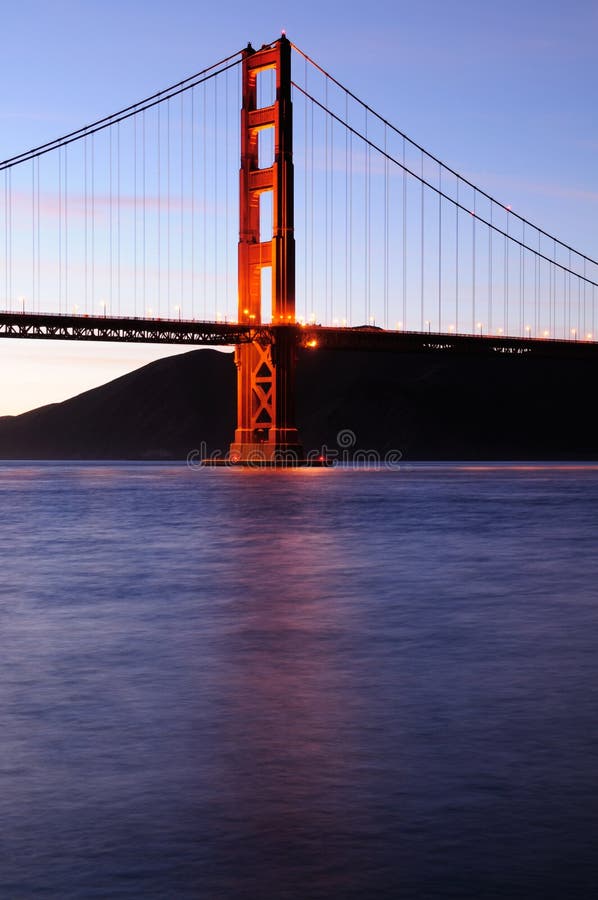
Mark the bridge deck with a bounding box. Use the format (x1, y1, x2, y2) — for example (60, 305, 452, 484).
(1, 312, 597, 360)
(305, 326, 598, 360)
(0, 312, 254, 346)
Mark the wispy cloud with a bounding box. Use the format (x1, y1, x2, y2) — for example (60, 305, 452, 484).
(6, 190, 216, 219)
(463, 171, 598, 207)
(0, 111, 63, 123)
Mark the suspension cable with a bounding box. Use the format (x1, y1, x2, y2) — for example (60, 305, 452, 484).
(290, 41, 598, 269)
(0, 52, 243, 171)
(291, 81, 598, 289)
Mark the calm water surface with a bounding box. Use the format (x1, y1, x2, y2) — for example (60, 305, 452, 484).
(1, 462, 597, 899)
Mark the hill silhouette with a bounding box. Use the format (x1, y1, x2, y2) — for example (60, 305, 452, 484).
(0, 347, 596, 460)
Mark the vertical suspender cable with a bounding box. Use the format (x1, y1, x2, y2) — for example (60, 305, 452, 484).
(583, 259, 588, 335)
(420, 150, 424, 330)
(563, 255, 567, 339)
(157, 103, 161, 317)
(84, 139, 88, 312)
(402, 138, 406, 329)
(37, 157, 41, 312)
(579, 273, 583, 338)
(577, 276, 588, 340)
(573, 253, 578, 338)
(488, 204, 493, 332)
(4, 171, 7, 307)
(531, 243, 539, 337)
(203, 82, 207, 319)
(134, 117, 138, 316)
(555, 252, 568, 338)
(304, 60, 309, 323)
(117, 122, 121, 316)
(569, 266, 573, 339)
(331, 105, 334, 323)
(8, 170, 12, 309)
(58, 148, 62, 313)
(225, 69, 229, 317)
(143, 110, 147, 316)
(579, 267, 583, 338)
(534, 232, 542, 337)
(348, 121, 352, 325)
(344, 89, 348, 324)
(548, 242, 552, 335)
(8, 169, 14, 310)
(384, 124, 389, 329)
(583, 259, 596, 340)
(141, 109, 147, 316)
(520, 223, 525, 335)
(324, 79, 328, 324)
(568, 250, 571, 336)
(472, 189, 476, 333)
(214, 76, 218, 319)
(109, 128, 113, 316)
(190, 89, 194, 319)
(310, 99, 314, 320)
(365, 108, 370, 323)
(65, 147, 68, 313)
(564, 251, 585, 337)
(504, 211, 509, 333)
(167, 99, 171, 317)
(91, 135, 95, 314)
(532, 235, 540, 337)
(438, 163, 441, 331)
(180, 92, 184, 316)
(455, 179, 459, 332)
(31, 161, 35, 311)
(542, 241, 555, 337)
(550, 240, 557, 337)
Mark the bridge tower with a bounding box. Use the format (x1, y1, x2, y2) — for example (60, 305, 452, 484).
(229, 36, 303, 462)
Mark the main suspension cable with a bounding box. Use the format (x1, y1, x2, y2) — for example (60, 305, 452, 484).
(0, 53, 243, 171)
(291, 81, 598, 289)
(290, 41, 598, 269)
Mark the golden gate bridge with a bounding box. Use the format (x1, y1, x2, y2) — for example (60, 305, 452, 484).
(1, 35, 597, 462)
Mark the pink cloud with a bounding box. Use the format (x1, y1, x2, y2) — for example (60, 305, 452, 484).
(463, 171, 598, 206)
(7, 189, 216, 219)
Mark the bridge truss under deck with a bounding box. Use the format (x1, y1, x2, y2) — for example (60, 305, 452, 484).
(3, 311, 598, 362)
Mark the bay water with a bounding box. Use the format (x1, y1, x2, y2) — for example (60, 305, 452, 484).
(1, 462, 597, 898)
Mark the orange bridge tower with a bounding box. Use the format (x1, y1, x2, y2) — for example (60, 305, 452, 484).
(229, 36, 304, 463)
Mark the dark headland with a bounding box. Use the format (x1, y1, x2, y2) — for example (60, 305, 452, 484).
(0, 347, 596, 460)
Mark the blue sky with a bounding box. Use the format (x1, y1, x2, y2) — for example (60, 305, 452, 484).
(1, 0, 596, 415)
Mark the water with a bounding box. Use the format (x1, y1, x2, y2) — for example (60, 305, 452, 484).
(1, 462, 598, 899)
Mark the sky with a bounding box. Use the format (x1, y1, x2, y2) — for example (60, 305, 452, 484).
(1, 0, 597, 416)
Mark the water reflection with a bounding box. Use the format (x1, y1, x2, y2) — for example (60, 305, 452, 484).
(2, 464, 598, 898)
(207, 519, 373, 896)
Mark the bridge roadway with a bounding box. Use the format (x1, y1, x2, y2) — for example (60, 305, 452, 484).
(1, 311, 597, 360)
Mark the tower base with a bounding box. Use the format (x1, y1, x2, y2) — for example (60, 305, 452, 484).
(201, 456, 331, 468)
(197, 438, 331, 467)
(229, 441, 305, 464)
